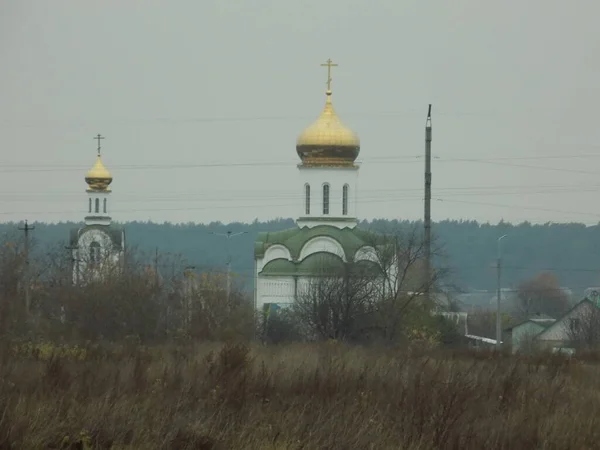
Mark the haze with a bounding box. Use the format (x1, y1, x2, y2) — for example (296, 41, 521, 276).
(2, 0, 600, 225)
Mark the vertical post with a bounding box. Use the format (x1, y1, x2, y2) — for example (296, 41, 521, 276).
(65, 244, 79, 285)
(154, 247, 160, 289)
(424, 104, 432, 303)
(18, 220, 35, 317)
(496, 234, 507, 348)
(226, 232, 231, 305)
(209, 230, 247, 305)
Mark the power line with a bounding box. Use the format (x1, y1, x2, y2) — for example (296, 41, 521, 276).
(2, 185, 600, 205)
(0, 106, 592, 128)
(2, 153, 600, 174)
(3, 194, 600, 219)
(3, 181, 600, 197)
(434, 198, 600, 219)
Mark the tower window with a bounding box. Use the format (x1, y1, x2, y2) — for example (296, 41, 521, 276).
(323, 183, 330, 215)
(342, 184, 349, 216)
(95, 198, 100, 213)
(103, 198, 107, 213)
(88, 198, 92, 213)
(305, 184, 310, 215)
(90, 241, 101, 264)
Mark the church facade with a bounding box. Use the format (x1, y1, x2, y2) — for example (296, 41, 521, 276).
(70, 135, 125, 284)
(254, 60, 385, 311)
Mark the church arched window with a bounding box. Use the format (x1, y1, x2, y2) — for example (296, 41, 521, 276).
(103, 198, 107, 213)
(88, 198, 92, 213)
(342, 184, 349, 215)
(305, 183, 310, 215)
(90, 241, 101, 264)
(322, 183, 330, 215)
(95, 198, 100, 213)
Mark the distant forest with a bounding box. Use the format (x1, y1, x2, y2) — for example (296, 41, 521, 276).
(1, 219, 599, 296)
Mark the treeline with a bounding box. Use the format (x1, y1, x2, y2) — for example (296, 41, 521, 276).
(1, 218, 599, 293)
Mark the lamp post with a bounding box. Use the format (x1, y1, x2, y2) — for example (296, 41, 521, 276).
(210, 231, 247, 303)
(496, 234, 507, 348)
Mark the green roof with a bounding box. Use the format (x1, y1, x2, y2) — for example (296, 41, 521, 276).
(254, 225, 385, 261)
(261, 251, 381, 277)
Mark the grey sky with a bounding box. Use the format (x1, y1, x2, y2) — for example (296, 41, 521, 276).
(2, 0, 600, 225)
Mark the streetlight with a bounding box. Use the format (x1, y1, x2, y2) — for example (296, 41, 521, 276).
(209, 231, 248, 303)
(496, 234, 507, 348)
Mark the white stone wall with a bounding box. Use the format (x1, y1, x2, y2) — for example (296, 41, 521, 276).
(73, 228, 123, 284)
(256, 276, 296, 311)
(85, 190, 112, 226)
(297, 165, 359, 229)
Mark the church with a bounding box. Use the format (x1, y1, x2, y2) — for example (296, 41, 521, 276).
(254, 60, 387, 311)
(69, 135, 125, 284)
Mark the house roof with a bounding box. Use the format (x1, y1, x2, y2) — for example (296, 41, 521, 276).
(535, 298, 594, 339)
(254, 225, 386, 260)
(504, 318, 556, 332)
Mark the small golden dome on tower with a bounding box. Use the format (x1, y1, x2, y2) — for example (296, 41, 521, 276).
(85, 155, 113, 191)
(296, 59, 360, 167)
(85, 134, 112, 191)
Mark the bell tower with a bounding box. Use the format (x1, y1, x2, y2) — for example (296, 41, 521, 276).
(295, 59, 360, 229)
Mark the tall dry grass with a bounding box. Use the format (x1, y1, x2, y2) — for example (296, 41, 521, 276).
(0, 341, 598, 449)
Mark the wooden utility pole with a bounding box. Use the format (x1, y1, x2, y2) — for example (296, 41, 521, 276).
(424, 105, 432, 303)
(18, 220, 35, 316)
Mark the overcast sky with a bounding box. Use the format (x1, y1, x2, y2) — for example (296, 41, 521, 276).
(2, 0, 600, 225)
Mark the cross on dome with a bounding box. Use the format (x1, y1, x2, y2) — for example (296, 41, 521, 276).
(320, 58, 338, 93)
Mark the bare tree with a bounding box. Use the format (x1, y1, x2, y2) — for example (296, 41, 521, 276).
(293, 260, 381, 341)
(565, 301, 600, 349)
(366, 225, 446, 342)
(291, 226, 447, 343)
(515, 272, 570, 319)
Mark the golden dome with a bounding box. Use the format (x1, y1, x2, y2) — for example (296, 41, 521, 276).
(296, 90, 360, 167)
(85, 155, 112, 191)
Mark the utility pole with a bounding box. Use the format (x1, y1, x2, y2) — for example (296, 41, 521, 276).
(18, 220, 35, 316)
(424, 104, 432, 304)
(210, 230, 247, 304)
(496, 234, 507, 348)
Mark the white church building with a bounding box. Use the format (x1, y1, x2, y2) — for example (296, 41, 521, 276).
(254, 60, 386, 311)
(69, 135, 125, 284)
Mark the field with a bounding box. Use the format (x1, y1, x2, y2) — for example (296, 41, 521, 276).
(1, 341, 599, 449)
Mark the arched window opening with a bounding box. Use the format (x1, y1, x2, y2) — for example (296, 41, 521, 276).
(88, 198, 92, 213)
(90, 241, 101, 264)
(323, 184, 330, 215)
(342, 184, 349, 216)
(305, 184, 311, 215)
(103, 198, 107, 213)
(95, 198, 100, 213)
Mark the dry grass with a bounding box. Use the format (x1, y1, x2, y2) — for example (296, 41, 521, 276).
(0, 341, 599, 449)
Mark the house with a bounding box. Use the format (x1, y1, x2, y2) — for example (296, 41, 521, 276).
(504, 314, 556, 353)
(505, 297, 600, 353)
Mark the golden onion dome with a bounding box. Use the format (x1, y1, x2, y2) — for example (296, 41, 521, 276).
(296, 90, 360, 167)
(85, 155, 112, 191)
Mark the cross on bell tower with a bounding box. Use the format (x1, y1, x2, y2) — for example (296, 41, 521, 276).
(94, 133, 105, 156)
(320, 58, 338, 93)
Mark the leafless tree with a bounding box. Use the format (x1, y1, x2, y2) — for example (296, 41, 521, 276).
(291, 226, 448, 343)
(293, 260, 381, 341)
(565, 301, 600, 349)
(366, 225, 447, 342)
(514, 272, 570, 319)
